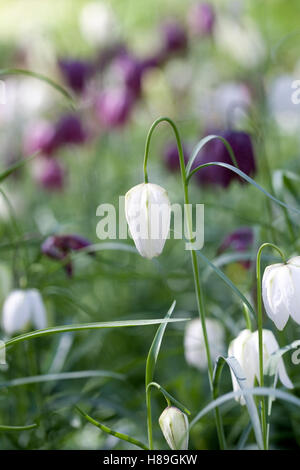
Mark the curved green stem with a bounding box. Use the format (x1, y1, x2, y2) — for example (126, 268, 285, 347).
(147, 382, 191, 415)
(143, 117, 225, 449)
(256, 242, 286, 450)
(76, 407, 149, 450)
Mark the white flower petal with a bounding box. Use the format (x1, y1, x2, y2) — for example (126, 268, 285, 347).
(26, 289, 47, 330)
(286, 263, 300, 325)
(1, 290, 31, 335)
(125, 183, 171, 259)
(262, 264, 291, 330)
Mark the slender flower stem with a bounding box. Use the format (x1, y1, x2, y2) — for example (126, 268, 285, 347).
(256, 242, 286, 450)
(143, 117, 226, 449)
(146, 386, 153, 449)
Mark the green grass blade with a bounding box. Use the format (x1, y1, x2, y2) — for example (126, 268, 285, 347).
(3, 317, 187, 350)
(145, 300, 176, 387)
(213, 356, 263, 449)
(188, 161, 300, 215)
(0, 151, 39, 184)
(0, 423, 37, 432)
(190, 387, 300, 430)
(0, 370, 125, 389)
(186, 135, 239, 176)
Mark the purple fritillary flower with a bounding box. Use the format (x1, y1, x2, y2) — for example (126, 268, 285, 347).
(163, 142, 189, 172)
(96, 43, 128, 73)
(42, 234, 92, 276)
(188, 3, 215, 37)
(95, 88, 134, 128)
(113, 52, 144, 98)
(51, 114, 87, 148)
(161, 20, 188, 57)
(218, 227, 254, 269)
(23, 121, 56, 156)
(140, 54, 162, 71)
(58, 58, 93, 94)
(194, 130, 256, 188)
(33, 157, 65, 191)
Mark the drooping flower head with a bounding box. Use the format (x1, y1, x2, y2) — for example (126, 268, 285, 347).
(262, 256, 300, 330)
(58, 58, 93, 94)
(113, 52, 144, 99)
(23, 120, 56, 156)
(184, 318, 225, 370)
(160, 20, 188, 58)
(125, 183, 171, 259)
(42, 234, 92, 276)
(32, 157, 65, 191)
(228, 329, 292, 405)
(159, 407, 189, 450)
(52, 114, 87, 148)
(95, 88, 134, 128)
(2, 289, 47, 336)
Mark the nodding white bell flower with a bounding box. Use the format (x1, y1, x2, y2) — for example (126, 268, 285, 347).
(159, 406, 189, 450)
(228, 329, 293, 405)
(1, 289, 47, 336)
(262, 256, 300, 330)
(184, 318, 225, 371)
(125, 183, 171, 260)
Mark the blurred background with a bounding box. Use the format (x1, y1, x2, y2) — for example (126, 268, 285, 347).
(0, 0, 300, 450)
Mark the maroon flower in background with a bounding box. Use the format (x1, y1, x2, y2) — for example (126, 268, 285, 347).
(95, 88, 134, 128)
(23, 121, 56, 156)
(114, 52, 144, 98)
(218, 227, 254, 269)
(160, 20, 188, 57)
(24, 115, 87, 156)
(33, 157, 65, 191)
(188, 3, 215, 37)
(52, 114, 87, 148)
(163, 141, 189, 172)
(58, 58, 93, 94)
(194, 130, 256, 188)
(42, 234, 92, 276)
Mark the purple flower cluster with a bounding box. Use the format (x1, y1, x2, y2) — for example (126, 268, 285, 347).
(19, 3, 216, 192)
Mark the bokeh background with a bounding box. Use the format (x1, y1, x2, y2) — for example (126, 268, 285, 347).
(0, 0, 300, 450)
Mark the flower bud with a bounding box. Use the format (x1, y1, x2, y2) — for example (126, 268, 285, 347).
(159, 407, 189, 450)
(262, 256, 300, 330)
(125, 183, 171, 259)
(1, 289, 47, 336)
